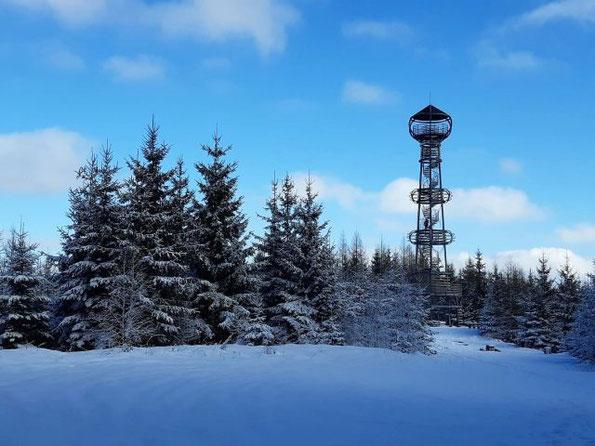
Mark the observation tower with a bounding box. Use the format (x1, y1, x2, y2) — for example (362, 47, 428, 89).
(407, 104, 461, 323)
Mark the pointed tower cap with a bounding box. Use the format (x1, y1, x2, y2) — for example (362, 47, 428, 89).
(410, 104, 450, 122)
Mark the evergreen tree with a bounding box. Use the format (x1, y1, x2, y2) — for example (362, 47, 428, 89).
(371, 239, 392, 277)
(480, 265, 505, 339)
(90, 147, 126, 346)
(499, 262, 525, 342)
(556, 256, 581, 338)
(461, 250, 488, 323)
(169, 158, 193, 265)
(253, 179, 284, 344)
(256, 176, 314, 343)
(337, 232, 350, 278)
(566, 261, 595, 362)
(296, 176, 342, 344)
(519, 255, 555, 351)
(189, 132, 253, 343)
(345, 232, 367, 279)
(460, 257, 477, 322)
(57, 150, 121, 349)
(0, 224, 50, 348)
(121, 121, 189, 345)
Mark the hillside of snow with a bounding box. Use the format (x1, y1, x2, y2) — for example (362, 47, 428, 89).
(1, 327, 594, 445)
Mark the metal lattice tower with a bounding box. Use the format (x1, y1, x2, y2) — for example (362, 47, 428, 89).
(407, 104, 461, 323)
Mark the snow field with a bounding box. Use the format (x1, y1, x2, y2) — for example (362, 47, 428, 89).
(1, 327, 594, 445)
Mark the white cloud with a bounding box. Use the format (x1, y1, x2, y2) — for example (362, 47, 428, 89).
(2, 0, 299, 55)
(449, 186, 545, 222)
(376, 178, 544, 223)
(292, 174, 543, 224)
(0, 128, 93, 194)
(477, 48, 543, 71)
(104, 55, 165, 82)
(342, 80, 397, 105)
(149, 0, 299, 55)
(515, 0, 595, 27)
(2, 0, 107, 25)
(292, 172, 368, 209)
(499, 158, 523, 175)
(47, 47, 85, 70)
(379, 178, 418, 214)
(342, 20, 413, 41)
(558, 223, 595, 243)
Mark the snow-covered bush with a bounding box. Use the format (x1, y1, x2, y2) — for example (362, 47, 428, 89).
(341, 276, 433, 354)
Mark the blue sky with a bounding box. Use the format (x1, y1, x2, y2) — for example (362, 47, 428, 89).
(0, 0, 594, 275)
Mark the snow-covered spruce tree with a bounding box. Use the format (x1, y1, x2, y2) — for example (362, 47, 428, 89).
(479, 264, 505, 339)
(500, 262, 526, 343)
(460, 250, 488, 323)
(252, 179, 284, 345)
(344, 232, 368, 279)
(0, 224, 50, 349)
(371, 240, 393, 277)
(56, 149, 121, 350)
(336, 232, 369, 345)
(566, 262, 595, 362)
(296, 176, 343, 344)
(337, 232, 350, 274)
(166, 158, 206, 344)
(519, 256, 555, 352)
(121, 121, 190, 345)
(188, 132, 253, 344)
(255, 176, 314, 344)
(555, 256, 582, 340)
(460, 256, 477, 322)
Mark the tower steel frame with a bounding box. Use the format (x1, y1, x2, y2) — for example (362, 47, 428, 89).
(407, 104, 461, 323)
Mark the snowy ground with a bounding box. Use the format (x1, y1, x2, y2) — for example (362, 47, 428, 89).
(1, 328, 594, 446)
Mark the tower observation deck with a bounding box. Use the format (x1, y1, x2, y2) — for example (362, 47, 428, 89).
(408, 105, 462, 323)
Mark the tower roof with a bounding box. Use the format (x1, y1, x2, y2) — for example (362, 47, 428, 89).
(410, 105, 450, 122)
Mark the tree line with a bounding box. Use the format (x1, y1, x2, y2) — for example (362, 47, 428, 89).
(458, 249, 595, 361)
(0, 122, 432, 354)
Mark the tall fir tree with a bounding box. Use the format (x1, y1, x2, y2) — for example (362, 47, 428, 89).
(188, 132, 253, 343)
(480, 264, 505, 339)
(90, 147, 126, 346)
(345, 232, 368, 280)
(519, 255, 555, 351)
(121, 121, 190, 345)
(371, 239, 393, 277)
(556, 256, 582, 339)
(256, 176, 314, 343)
(566, 261, 595, 362)
(253, 179, 284, 345)
(461, 250, 488, 323)
(337, 232, 349, 275)
(0, 224, 50, 348)
(460, 257, 477, 321)
(296, 176, 343, 344)
(57, 147, 124, 349)
(499, 262, 525, 342)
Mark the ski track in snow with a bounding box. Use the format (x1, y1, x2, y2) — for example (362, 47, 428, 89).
(1, 327, 594, 446)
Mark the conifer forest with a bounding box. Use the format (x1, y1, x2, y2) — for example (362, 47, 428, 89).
(1, 122, 593, 363)
(2, 1, 595, 444)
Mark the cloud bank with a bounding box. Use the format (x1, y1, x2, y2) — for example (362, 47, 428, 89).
(0, 128, 94, 194)
(1, 0, 300, 55)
